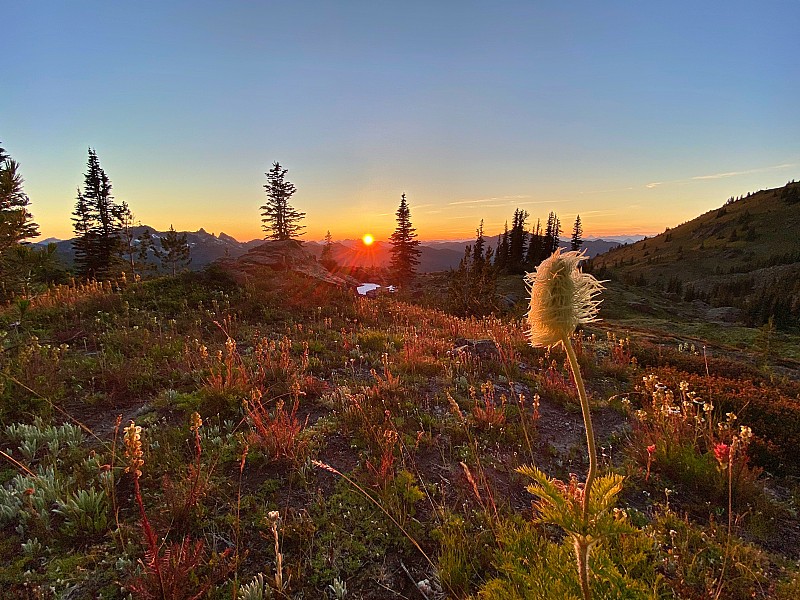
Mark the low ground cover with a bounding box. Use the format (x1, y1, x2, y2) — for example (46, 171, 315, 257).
(1, 271, 799, 598)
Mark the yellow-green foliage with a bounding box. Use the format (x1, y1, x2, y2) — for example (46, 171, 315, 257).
(478, 518, 660, 600)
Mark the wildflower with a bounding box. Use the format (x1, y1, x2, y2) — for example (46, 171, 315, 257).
(525, 249, 603, 347)
(189, 412, 203, 433)
(123, 421, 144, 477)
(645, 444, 656, 481)
(713, 442, 731, 466)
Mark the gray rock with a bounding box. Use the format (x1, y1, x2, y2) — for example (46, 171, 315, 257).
(216, 239, 359, 288)
(452, 338, 499, 359)
(705, 306, 744, 323)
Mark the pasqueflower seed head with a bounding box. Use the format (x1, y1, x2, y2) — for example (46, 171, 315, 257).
(525, 249, 603, 348)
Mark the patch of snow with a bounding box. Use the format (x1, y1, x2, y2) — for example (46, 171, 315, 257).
(357, 283, 381, 295)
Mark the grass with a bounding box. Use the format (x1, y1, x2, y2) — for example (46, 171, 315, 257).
(0, 270, 799, 598)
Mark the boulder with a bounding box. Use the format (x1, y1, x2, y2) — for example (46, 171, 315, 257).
(451, 338, 499, 359)
(216, 239, 359, 288)
(705, 306, 744, 324)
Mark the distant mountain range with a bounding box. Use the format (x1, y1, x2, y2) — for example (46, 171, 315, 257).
(35, 227, 263, 271)
(37, 230, 624, 273)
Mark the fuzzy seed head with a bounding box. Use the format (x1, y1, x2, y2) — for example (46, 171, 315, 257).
(525, 249, 603, 347)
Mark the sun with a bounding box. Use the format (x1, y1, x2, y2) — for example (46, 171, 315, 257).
(361, 233, 375, 246)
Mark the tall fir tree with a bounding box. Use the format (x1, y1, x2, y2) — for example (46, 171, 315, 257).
(552, 214, 562, 254)
(261, 162, 305, 240)
(320, 230, 336, 269)
(0, 143, 39, 256)
(71, 148, 122, 279)
(136, 228, 158, 276)
(508, 208, 529, 274)
(117, 202, 139, 277)
(71, 189, 93, 277)
(570, 215, 584, 251)
(389, 193, 421, 287)
(543, 211, 562, 256)
(526, 218, 544, 266)
(0, 143, 45, 296)
(472, 219, 486, 264)
(159, 225, 191, 275)
(447, 244, 497, 317)
(494, 222, 510, 271)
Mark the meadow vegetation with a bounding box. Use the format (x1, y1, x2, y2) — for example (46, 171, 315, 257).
(1, 266, 799, 598)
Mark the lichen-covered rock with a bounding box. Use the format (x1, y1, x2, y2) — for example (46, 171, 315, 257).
(215, 239, 359, 288)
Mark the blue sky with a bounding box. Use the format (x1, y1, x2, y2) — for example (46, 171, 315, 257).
(4, 1, 798, 241)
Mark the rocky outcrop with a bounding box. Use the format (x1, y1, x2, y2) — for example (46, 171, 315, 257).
(705, 306, 745, 324)
(215, 239, 359, 288)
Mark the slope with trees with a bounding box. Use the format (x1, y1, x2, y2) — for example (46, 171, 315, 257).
(589, 182, 800, 329)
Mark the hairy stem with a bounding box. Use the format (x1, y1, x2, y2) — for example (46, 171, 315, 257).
(133, 475, 165, 599)
(563, 335, 597, 525)
(574, 538, 592, 600)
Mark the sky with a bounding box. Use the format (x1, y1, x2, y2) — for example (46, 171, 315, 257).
(4, 1, 799, 242)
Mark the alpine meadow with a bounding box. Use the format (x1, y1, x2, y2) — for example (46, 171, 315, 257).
(3, 2, 800, 599)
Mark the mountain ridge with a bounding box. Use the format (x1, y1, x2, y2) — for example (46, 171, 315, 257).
(589, 181, 800, 329)
(37, 229, 622, 273)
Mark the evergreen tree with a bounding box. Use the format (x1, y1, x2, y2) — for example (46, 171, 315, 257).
(261, 162, 305, 240)
(2, 243, 62, 298)
(159, 225, 191, 276)
(389, 193, 421, 287)
(494, 222, 509, 271)
(447, 244, 497, 317)
(526, 218, 544, 266)
(570, 215, 584, 251)
(135, 228, 158, 276)
(472, 219, 486, 264)
(118, 202, 139, 277)
(320, 230, 336, 270)
(508, 208, 529, 273)
(543, 211, 562, 256)
(71, 148, 122, 278)
(71, 189, 94, 277)
(553, 215, 562, 253)
(0, 143, 39, 256)
(0, 143, 41, 294)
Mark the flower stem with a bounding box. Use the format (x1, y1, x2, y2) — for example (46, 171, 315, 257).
(563, 336, 597, 527)
(563, 335, 596, 600)
(574, 537, 592, 600)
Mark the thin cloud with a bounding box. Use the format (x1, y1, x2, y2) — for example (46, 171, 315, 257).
(580, 186, 635, 195)
(646, 162, 796, 189)
(448, 194, 531, 206)
(516, 199, 568, 207)
(692, 163, 795, 180)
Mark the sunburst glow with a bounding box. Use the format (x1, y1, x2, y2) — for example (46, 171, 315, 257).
(362, 233, 374, 246)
